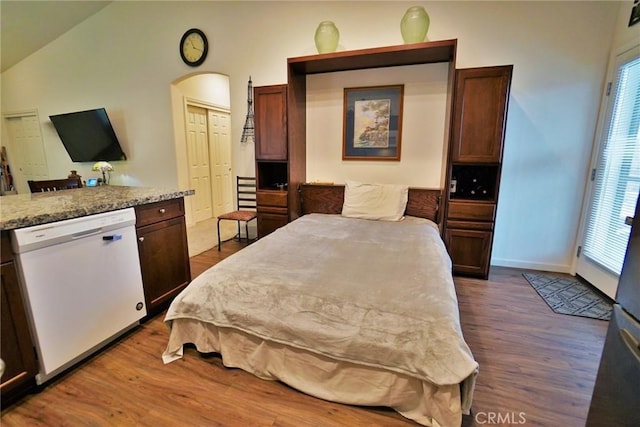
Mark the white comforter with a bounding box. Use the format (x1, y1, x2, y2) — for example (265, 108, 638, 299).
(164, 214, 477, 387)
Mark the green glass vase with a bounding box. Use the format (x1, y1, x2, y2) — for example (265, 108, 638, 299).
(314, 21, 339, 54)
(400, 6, 430, 44)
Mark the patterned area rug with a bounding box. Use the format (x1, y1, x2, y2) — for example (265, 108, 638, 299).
(522, 272, 613, 320)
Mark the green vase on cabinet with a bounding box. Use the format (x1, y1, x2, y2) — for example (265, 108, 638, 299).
(314, 21, 339, 54)
(400, 6, 430, 43)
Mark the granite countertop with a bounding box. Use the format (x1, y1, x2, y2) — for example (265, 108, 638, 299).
(0, 186, 195, 231)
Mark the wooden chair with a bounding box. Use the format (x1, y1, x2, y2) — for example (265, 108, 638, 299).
(28, 178, 82, 193)
(217, 176, 257, 250)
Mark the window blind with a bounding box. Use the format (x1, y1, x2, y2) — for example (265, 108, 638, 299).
(583, 54, 640, 275)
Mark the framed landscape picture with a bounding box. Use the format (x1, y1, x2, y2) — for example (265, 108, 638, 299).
(342, 85, 404, 161)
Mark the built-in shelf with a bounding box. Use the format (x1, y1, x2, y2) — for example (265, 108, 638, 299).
(256, 161, 288, 191)
(287, 39, 457, 74)
(450, 164, 499, 201)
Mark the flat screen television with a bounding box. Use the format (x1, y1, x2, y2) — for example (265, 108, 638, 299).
(49, 108, 127, 162)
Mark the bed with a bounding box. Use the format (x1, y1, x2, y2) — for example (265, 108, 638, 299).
(163, 182, 478, 426)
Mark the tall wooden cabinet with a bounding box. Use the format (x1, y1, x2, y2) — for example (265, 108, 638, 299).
(254, 84, 293, 237)
(444, 66, 513, 278)
(0, 232, 37, 407)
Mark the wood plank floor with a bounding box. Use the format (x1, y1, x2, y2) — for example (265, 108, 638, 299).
(1, 241, 608, 426)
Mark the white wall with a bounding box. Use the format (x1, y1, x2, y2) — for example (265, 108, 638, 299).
(306, 63, 449, 187)
(0, 1, 623, 273)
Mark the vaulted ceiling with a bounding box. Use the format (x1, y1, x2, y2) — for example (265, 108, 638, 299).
(1, 1, 111, 72)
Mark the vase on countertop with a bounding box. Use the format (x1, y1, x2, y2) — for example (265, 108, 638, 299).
(400, 6, 430, 44)
(314, 21, 339, 54)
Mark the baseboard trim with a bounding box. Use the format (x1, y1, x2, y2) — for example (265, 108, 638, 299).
(491, 258, 572, 274)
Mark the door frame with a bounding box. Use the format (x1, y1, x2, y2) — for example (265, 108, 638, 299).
(2, 109, 49, 195)
(182, 96, 232, 225)
(573, 40, 640, 299)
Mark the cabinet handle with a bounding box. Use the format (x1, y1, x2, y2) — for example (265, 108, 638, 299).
(138, 237, 145, 242)
(159, 208, 166, 214)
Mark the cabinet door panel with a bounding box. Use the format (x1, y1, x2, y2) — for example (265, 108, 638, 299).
(451, 66, 512, 163)
(257, 213, 288, 238)
(255, 85, 288, 160)
(1, 262, 37, 403)
(446, 228, 492, 278)
(137, 216, 191, 313)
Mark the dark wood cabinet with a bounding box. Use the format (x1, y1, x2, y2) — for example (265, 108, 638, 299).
(256, 189, 288, 237)
(254, 84, 293, 237)
(1, 232, 37, 406)
(444, 65, 512, 279)
(257, 209, 289, 237)
(135, 198, 191, 317)
(445, 228, 493, 277)
(255, 85, 288, 160)
(450, 66, 511, 163)
(445, 200, 495, 276)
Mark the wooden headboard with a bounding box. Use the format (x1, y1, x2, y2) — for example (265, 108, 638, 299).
(299, 184, 442, 224)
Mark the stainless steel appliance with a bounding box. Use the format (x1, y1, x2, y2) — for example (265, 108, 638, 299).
(11, 208, 146, 384)
(586, 194, 640, 426)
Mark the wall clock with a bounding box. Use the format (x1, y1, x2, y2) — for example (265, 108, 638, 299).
(180, 28, 208, 67)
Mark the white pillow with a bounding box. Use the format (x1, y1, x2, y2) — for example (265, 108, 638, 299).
(341, 180, 409, 221)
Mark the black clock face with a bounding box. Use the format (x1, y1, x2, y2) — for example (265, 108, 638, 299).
(180, 28, 208, 66)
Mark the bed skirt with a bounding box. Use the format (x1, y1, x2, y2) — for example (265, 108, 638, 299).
(163, 318, 476, 427)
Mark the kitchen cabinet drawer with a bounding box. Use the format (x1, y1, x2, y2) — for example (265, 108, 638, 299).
(447, 220, 494, 231)
(447, 201, 496, 222)
(257, 191, 288, 208)
(135, 198, 185, 227)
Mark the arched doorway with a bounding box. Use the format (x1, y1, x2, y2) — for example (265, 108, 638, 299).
(171, 73, 235, 254)
(171, 73, 233, 225)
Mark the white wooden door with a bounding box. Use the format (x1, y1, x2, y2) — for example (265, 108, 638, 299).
(576, 45, 640, 299)
(4, 113, 49, 193)
(208, 110, 233, 216)
(186, 105, 213, 222)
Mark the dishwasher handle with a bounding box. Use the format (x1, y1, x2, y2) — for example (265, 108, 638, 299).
(71, 228, 104, 239)
(102, 234, 123, 241)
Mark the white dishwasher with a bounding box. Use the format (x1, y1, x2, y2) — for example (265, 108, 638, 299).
(11, 207, 146, 384)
